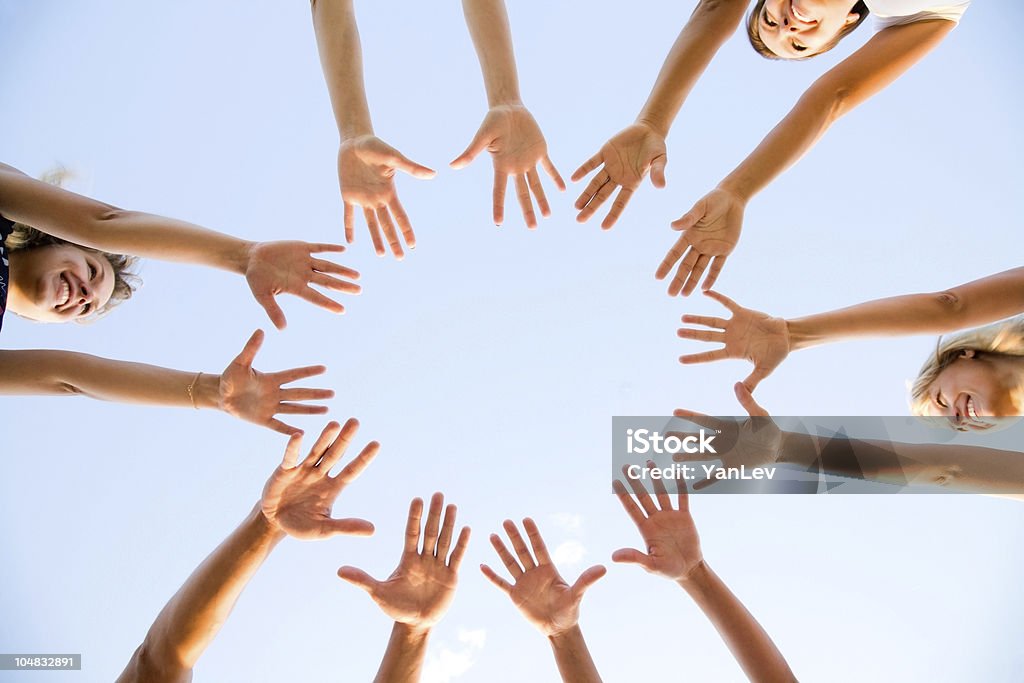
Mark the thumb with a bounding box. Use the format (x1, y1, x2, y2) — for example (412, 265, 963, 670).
(232, 329, 265, 367)
(324, 517, 376, 537)
(671, 199, 704, 231)
(742, 367, 773, 393)
(450, 124, 491, 169)
(611, 548, 651, 568)
(337, 565, 378, 593)
(571, 565, 607, 597)
(734, 382, 769, 417)
(649, 155, 667, 189)
(254, 291, 287, 331)
(392, 150, 437, 179)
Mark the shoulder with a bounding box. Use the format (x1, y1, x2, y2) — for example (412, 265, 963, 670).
(870, 1, 971, 32)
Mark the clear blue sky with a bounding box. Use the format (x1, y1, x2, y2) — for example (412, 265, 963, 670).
(2, 1, 1023, 681)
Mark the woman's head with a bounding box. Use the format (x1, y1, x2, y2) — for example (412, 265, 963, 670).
(747, 0, 869, 60)
(5, 222, 138, 323)
(910, 316, 1024, 431)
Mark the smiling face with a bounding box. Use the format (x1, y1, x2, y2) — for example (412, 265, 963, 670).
(756, 0, 862, 59)
(923, 351, 1024, 431)
(6, 243, 116, 322)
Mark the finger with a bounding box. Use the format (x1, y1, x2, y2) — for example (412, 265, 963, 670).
(312, 258, 360, 281)
(334, 440, 380, 485)
(676, 327, 725, 343)
(522, 518, 551, 565)
(298, 286, 346, 314)
(612, 479, 647, 525)
(675, 483, 691, 512)
(541, 155, 566, 191)
(576, 177, 616, 223)
(311, 272, 361, 295)
(480, 563, 513, 595)
(422, 492, 444, 557)
(743, 366, 773, 392)
(650, 154, 667, 189)
(571, 565, 607, 597)
(490, 534, 523, 577)
(648, 460, 672, 511)
(668, 247, 698, 297)
(436, 503, 457, 560)
(703, 256, 728, 291)
(254, 292, 287, 331)
(404, 497, 424, 554)
(392, 152, 436, 179)
(526, 168, 550, 217)
(322, 517, 375, 537)
(670, 408, 724, 434)
(267, 418, 301, 436)
(281, 431, 304, 469)
(448, 527, 471, 571)
(302, 421, 343, 467)
(574, 171, 610, 213)
(364, 208, 385, 257)
(679, 348, 730, 365)
(450, 126, 490, 169)
(655, 236, 688, 281)
(279, 389, 333, 405)
(493, 170, 507, 226)
(514, 174, 537, 229)
(600, 187, 634, 230)
(693, 477, 720, 492)
(503, 519, 536, 570)
(272, 364, 328, 385)
(310, 243, 346, 254)
(734, 382, 769, 417)
(625, 466, 658, 515)
(376, 207, 404, 260)
(571, 152, 602, 183)
(277, 402, 329, 415)
(232, 329, 265, 368)
(611, 548, 651, 568)
(681, 254, 710, 297)
(337, 566, 378, 593)
(317, 416, 358, 470)
(344, 202, 355, 244)
(388, 196, 416, 250)
(702, 290, 740, 313)
(680, 314, 727, 330)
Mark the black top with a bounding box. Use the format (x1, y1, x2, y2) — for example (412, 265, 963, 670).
(0, 213, 13, 334)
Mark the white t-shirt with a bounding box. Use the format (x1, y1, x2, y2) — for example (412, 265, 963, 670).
(866, 0, 971, 31)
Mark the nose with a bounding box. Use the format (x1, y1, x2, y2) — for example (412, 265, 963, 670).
(76, 281, 95, 306)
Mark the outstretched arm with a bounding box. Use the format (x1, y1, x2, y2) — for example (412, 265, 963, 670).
(116, 421, 380, 682)
(660, 19, 956, 294)
(310, 0, 435, 258)
(450, 0, 565, 228)
(0, 163, 360, 329)
(0, 329, 333, 435)
(571, 0, 747, 229)
(338, 492, 471, 683)
(613, 474, 796, 682)
(481, 518, 605, 683)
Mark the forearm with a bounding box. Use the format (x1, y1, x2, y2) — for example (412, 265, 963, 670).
(679, 563, 796, 683)
(548, 625, 603, 683)
(139, 504, 285, 670)
(788, 268, 1024, 351)
(312, 0, 374, 139)
(461, 0, 521, 106)
(373, 623, 431, 683)
(0, 349, 221, 410)
(637, 0, 747, 137)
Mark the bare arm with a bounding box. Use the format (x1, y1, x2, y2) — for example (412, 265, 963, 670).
(310, 0, 373, 139)
(0, 330, 334, 435)
(662, 19, 957, 294)
(460, 0, 522, 108)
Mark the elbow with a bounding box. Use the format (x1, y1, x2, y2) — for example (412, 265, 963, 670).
(930, 290, 968, 329)
(930, 464, 963, 488)
(55, 381, 83, 396)
(692, 0, 748, 25)
(802, 79, 852, 125)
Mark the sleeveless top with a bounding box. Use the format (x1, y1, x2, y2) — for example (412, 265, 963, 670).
(0, 213, 14, 334)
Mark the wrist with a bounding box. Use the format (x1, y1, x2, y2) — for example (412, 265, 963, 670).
(192, 372, 222, 411)
(716, 177, 754, 205)
(228, 240, 255, 276)
(338, 112, 374, 141)
(785, 318, 818, 352)
(547, 622, 583, 646)
(393, 621, 432, 642)
(250, 503, 288, 543)
(635, 114, 670, 140)
(676, 559, 712, 591)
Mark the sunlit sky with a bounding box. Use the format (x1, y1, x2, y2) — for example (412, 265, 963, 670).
(2, 1, 1023, 681)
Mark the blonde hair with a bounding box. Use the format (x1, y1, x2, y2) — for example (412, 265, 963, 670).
(746, 0, 870, 60)
(909, 315, 1024, 416)
(4, 167, 140, 320)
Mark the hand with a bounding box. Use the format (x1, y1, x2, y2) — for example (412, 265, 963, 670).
(481, 518, 606, 637)
(571, 122, 667, 229)
(612, 469, 703, 581)
(218, 329, 333, 435)
(656, 187, 746, 296)
(338, 492, 470, 633)
(338, 135, 436, 259)
(678, 291, 790, 390)
(261, 419, 380, 539)
(244, 241, 361, 330)
(450, 104, 565, 229)
(670, 383, 782, 490)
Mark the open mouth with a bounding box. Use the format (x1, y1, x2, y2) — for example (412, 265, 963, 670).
(966, 395, 980, 420)
(791, 3, 816, 24)
(55, 273, 71, 309)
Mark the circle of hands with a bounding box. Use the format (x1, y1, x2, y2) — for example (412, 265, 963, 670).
(337, 492, 471, 632)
